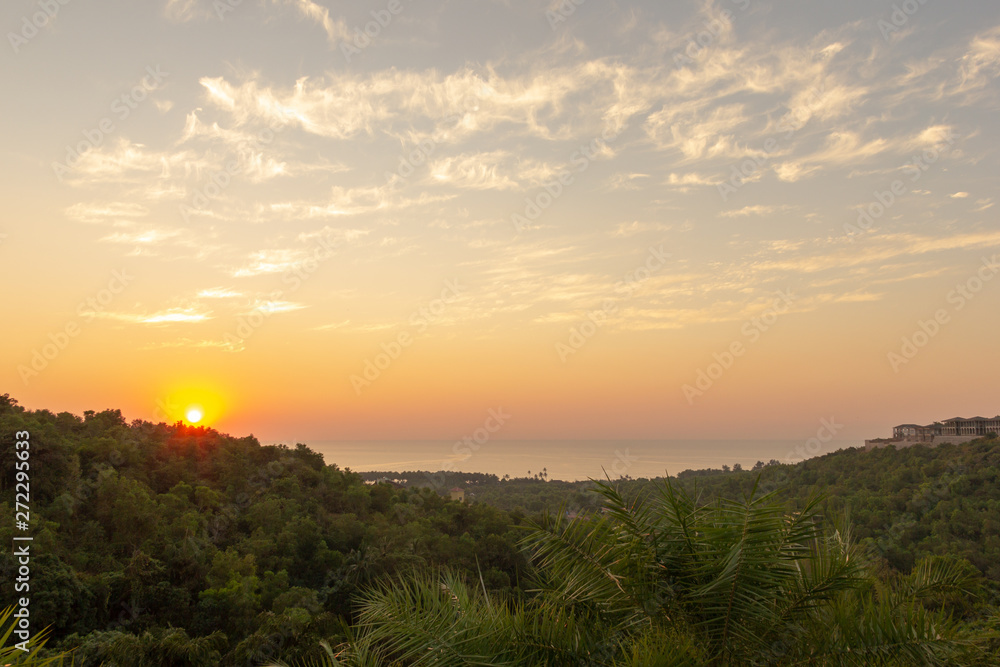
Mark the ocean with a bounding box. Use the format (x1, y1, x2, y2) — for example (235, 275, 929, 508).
(289, 439, 863, 482)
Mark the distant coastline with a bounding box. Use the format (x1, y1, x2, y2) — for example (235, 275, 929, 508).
(266, 439, 864, 482)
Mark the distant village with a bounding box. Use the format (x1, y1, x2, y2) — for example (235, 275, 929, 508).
(866, 415, 1000, 450)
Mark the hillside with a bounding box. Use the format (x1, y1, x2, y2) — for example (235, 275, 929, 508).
(0, 395, 527, 665)
(363, 437, 1000, 594)
(3, 394, 1000, 664)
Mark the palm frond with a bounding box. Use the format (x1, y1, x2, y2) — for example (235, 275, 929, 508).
(0, 605, 75, 666)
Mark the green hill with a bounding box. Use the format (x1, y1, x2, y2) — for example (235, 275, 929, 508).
(3, 393, 999, 665)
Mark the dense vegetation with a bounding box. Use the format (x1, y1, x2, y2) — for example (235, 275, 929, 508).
(317, 482, 995, 666)
(366, 438, 1000, 602)
(3, 394, 1000, 664)
(0, 396, 526, 665)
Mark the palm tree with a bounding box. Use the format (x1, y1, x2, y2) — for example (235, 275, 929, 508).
(273, 478, 994, 666)
(0, 606, 75, 665)
(102, 627, 227, 666)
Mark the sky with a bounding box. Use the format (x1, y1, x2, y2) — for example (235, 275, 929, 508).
(1, 0, 999, 446)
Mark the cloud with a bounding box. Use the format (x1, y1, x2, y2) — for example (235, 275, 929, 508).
(912, 124, 957, 149)
(196, 61, 654, 143)
(613, 221, 673, 237)
(720, 205, 785, 218)
(163, 0, 208, 22)
(261, 185, 456, 222)
(954, 26, 1000, 98)
(749, 230, 1000, 275)
(312, 320, 351, 331)
(428, 151, 520, 190)
(54, 6, 1000, 339)
(231, 248, 315, 277)
(197, 288, 244, 299)
(180, 111, 290, 181)
(241, 299, 307, 315)
(65, 202, 149, 224)
(646, 103, 751, 159)
(297, 226, 371, 244)
(99, 307, 213, 324)
(606, 173, 650, 191)
(427, 151, 562, 190)
(665, 172, 717, 187)
(99, 228, 184, 245)
(58, 139, 212, 187)
(273, 0, 351, 44)
(772, 162, 821, 183)
(164, 0, 350, 45)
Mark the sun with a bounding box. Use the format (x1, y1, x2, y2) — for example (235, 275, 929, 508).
(157, 382, 225, 426)
(185, 406, 204, 424)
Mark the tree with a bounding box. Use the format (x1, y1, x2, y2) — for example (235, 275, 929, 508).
(321, 479, 992, 665)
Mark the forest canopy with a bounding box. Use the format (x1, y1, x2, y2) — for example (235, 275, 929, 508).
(2, 394, 999, 665)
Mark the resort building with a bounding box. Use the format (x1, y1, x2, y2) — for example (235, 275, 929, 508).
(941, 416, 1000, 437)
(867, 416, 1000, 450)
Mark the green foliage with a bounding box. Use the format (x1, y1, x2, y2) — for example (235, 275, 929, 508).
(0, 605, 75, 666)
(0, 398, 526, 665)
(3, 393, 999, 665)
(328, 480, 994, 665)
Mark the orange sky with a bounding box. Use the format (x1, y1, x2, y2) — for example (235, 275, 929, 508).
(3, 0, 999, 445)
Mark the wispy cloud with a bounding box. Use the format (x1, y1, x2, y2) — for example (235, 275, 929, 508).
(720, 205, 786, 218)
(197, 288, 244, 299)
(100, 307, 213, 325)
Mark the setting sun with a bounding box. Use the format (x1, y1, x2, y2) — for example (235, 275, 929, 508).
(154, 381, 227, 427)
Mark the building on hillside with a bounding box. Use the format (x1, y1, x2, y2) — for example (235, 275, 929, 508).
(449, 487, 466, 502)
(867, 415, 1000, 450)
(892, 423, 940, 442)
(941, 416, 1000, 436)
